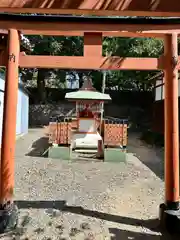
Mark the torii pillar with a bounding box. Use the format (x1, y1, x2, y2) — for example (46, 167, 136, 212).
(160, 33, 180, 233)
(0, 29, 20, 233)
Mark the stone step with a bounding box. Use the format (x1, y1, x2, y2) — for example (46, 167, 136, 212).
(74, 149, 98, 154)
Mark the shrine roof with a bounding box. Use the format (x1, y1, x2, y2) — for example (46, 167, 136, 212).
(65, 90, 111, 101)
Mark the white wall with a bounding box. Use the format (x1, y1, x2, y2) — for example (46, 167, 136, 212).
(0, 73, 29, 145)
(66, 72, 79, 89)
(155, 79, 180, 101)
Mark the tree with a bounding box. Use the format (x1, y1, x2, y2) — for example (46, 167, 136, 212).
(21, 35, 83, 102)
(102, 37, 163, 91)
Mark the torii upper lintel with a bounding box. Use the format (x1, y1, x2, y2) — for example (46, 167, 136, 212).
(0, 0, 179, 16)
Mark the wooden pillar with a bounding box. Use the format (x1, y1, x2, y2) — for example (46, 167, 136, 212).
(0, 29, 20, 207)
(84, 32, 102, 56)
(164, 33, 179, 209)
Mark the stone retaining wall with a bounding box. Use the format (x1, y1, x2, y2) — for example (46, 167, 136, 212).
(29, 102, 149, 129)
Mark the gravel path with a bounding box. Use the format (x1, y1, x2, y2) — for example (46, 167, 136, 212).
(0, 129, 176, 239)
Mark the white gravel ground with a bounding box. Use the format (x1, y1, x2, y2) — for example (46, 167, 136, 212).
(0, 129, 177, 239)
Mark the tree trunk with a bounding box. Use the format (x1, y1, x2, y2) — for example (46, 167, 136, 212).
(77, 72, 84, 88)
(58, 70, 66, 88)
(37, 68, 47, 103)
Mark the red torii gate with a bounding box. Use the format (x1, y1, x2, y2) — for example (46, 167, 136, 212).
(0, 14, 179, 234)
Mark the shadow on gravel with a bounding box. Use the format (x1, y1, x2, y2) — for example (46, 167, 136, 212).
(109, 228, 170, 239)
(15, 200, 175, 239)
(26, 137, 49, 158)
(127, 132, 164, 180)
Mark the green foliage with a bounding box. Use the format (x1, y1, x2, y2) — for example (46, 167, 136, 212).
(102, 37, 163, 91)
(21, 35, 83, 84)
(21, 35, 83, 102)
(103, 37, 163, 57)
